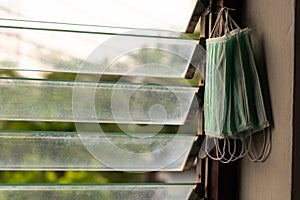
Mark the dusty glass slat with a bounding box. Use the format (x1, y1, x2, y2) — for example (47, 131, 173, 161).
(0, 79, 196, 124)
(0, 184, 196, 200)
(0, 24, 200, 78)
(0, 19, 191, 39)
(0, 131, 196, 171)
(0, 0, 197, 31)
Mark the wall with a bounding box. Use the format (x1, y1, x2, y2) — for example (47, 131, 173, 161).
(238, 0, 295, 199)
(293, 0, 300, 199)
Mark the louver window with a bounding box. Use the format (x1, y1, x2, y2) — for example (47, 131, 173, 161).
(0, 0, 208, 199)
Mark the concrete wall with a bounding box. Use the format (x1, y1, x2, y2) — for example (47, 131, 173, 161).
(238, 0, 295, 199)
(293, 0, 300, 199)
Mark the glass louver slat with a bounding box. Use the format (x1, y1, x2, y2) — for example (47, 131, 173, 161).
(0, 184, 197, 200)
(0, 79, 196, 125)
(0, 0, 199, 31)
(0, 19, 191, 39)
(0, 131, 196, 171)
(0, 21, 203, 79)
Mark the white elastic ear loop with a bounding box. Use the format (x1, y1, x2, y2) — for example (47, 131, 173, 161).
(257, 129, 271, 162)
(221, 135, 253, 163)
(223, 7, 240, 33)
(227, 138, 241, 162)
(250, 132, 266, 162)
(215, 137, 227, 160)
(228, 15, 234, 31)
(248, 134, 258, 161)
(231, 135, 252, 161)
(210, 7, 226, 38)
(221, 137, 250, 163)
(238, 135, 252, 159)
(205, 136, 219, 160)
(206, 136, 253, 163)
(219, 138, 232, 163)
(245, 134, 253, 155)
(248, 129, 271, 162)
(224, 8, 230, 34)
(228, 14, 240, 30)
(220, 138, 237, 163)
(227, 138, 237, 160)
(233, 136, 248, 161)
(210, 7, 239, 38)
(205, 136, 226, 161)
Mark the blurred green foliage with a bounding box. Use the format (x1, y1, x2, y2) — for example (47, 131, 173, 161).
(0, 171, 145, 184)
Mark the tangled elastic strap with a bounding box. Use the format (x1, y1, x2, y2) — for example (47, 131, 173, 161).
(203, 128, 271, 163)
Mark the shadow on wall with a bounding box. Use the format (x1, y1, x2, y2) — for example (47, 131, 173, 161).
(253, 35, 274, 128)
(239, 1, 274, 127)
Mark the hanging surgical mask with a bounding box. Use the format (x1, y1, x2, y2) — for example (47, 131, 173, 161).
(204, 8, 270, 162)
